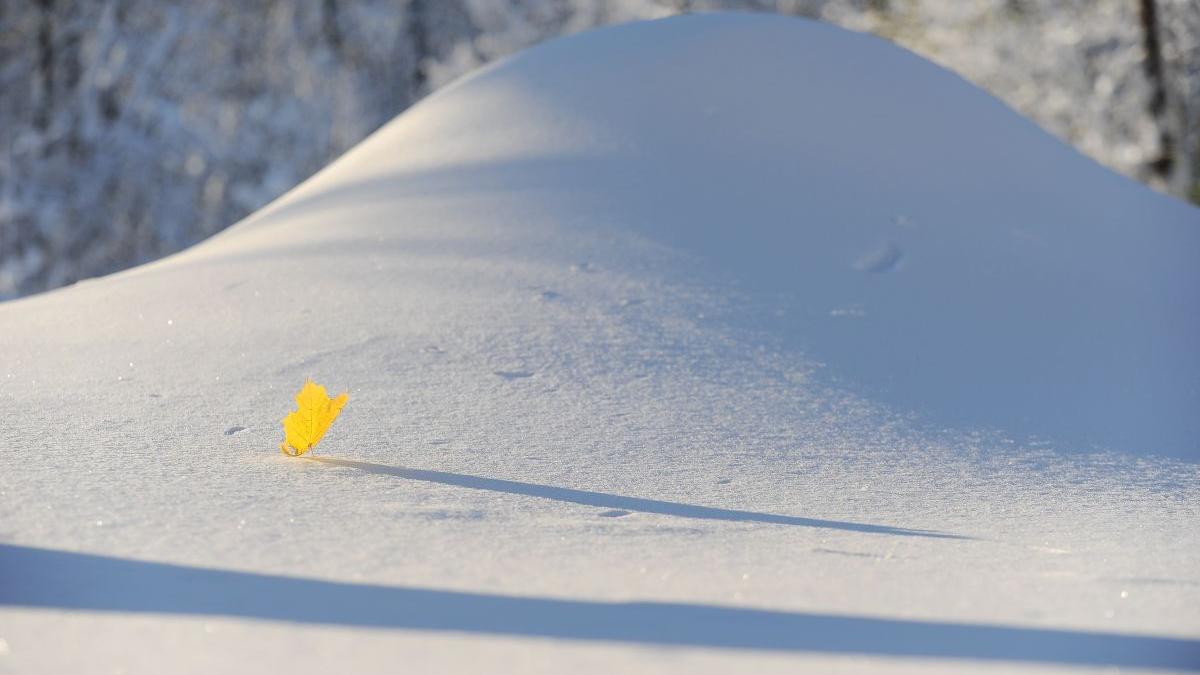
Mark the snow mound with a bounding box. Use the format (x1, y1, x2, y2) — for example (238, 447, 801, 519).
(229, 12, 1198, 457)
(2, 13, 1198, 674)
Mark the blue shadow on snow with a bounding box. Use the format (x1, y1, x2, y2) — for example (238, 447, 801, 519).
(1, 543, 1197, 670)
(308, 457, 967, 539)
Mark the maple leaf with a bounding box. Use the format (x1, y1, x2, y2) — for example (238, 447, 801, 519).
(279, 379, 349, 456)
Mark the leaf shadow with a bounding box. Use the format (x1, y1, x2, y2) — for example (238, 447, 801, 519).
(309, 456, 971, 540)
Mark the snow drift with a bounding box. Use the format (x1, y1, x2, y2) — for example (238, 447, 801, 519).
(229, 13, 1200, 459)
(2, 13, 1197, 675)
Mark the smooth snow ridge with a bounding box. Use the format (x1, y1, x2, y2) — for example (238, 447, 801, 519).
(1, 13, 1197, 675)
(235, 10, 1200, 459)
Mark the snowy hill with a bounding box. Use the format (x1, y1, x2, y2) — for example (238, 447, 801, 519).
(2, 13, 1197, 674)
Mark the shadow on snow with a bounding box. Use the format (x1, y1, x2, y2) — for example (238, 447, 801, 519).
(308, 456, 967, 539)
(2, 544, 1197, 670)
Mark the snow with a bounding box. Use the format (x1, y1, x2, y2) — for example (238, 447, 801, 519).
(1, 13, 1198, 674)
(6, 0, 1198, 301)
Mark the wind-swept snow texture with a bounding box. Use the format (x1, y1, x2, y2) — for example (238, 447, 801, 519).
(1, 13, 1198, 675)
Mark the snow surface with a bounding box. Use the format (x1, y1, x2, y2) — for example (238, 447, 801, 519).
(2, 13, 1198, 674)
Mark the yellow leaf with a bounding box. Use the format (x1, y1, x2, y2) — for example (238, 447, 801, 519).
(279, 379, 348, 456)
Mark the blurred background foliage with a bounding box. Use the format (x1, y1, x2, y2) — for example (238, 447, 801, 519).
(1, 0, 1197, 298)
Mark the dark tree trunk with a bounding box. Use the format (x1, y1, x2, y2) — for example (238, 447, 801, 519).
(322, 0, 342, 53)
(34, 0, 54, 130)
(1138, 0, 1175, 178)
(407, 0, 429, 95)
